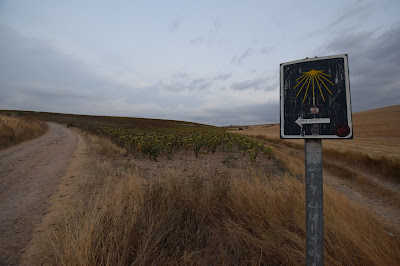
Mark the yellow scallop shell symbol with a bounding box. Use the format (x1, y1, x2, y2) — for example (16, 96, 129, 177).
(293, 70, 335, 104)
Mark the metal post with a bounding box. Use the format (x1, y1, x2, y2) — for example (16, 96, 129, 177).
(305, 139, 323, 266)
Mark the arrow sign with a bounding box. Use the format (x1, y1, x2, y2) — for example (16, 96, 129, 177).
(295, 117, 330, 127)
(280, 54, 352, 139)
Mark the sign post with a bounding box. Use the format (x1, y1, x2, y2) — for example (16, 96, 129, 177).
(280, 54, 352, 265)
(305, 139, 323, 265)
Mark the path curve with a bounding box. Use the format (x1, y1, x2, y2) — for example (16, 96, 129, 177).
(0, 123, 78, 265)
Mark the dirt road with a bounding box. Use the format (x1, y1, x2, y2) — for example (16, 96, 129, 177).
(0, 123, 78, 265)
(251, 135, 400, 231)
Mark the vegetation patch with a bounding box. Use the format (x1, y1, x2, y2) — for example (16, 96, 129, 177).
(98, 127, 272, 163)
(0, 115, 48, 149)
(54, 164, 400, 265)
(253, 134, 400, 180)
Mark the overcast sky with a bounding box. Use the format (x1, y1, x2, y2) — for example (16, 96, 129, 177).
(1, 1, 399, 125)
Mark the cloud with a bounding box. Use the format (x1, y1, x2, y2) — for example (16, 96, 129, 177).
(163, 73, 231, 92)
(306, 1, 374, 38)
(208, 18, 223, 35)
(214, 73, 231, 81)
(189, 36, 204, 45)
(0, 25, 88, 86)
(231, 48, 253, 65)
(329, 1, 372, 30)
(260, 45, 272, 54)
(319, 22, 400, 112)
(172, 72, 190, 80)
(189, 19, 222, 45)
(169, 16, 182, 31)
(231, 45, 273, 65)
(0, 24, 276, 126)
(159, 100, 279, 126)
(201, 102, 279, 126)
(188, 73, 231, 90)
(231, 77, 276, 92)
(0, 24, 151, 114)
(0, 25, 110, 98)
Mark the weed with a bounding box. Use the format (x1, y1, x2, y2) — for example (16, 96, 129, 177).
(221, 154, 238, 168)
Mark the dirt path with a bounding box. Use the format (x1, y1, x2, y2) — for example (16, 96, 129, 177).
(0, 123, 78, 265)
(253, 136, 400, 231)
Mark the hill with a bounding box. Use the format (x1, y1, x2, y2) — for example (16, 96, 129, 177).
(233, 105, 400, 159)
(0, 110, 216, 132)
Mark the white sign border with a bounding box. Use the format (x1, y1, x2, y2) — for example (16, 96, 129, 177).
(280, 54, 353, 139)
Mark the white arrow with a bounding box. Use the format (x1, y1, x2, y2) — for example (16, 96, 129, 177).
(295, 117, 330, 127)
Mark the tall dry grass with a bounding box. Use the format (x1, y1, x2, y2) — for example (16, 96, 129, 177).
(0, 116, 48, 149)
(86, 134, 127, 156)
(325, 148, 400, 180)
(254, 134, 400, 180)
(53, 164, 400, 265)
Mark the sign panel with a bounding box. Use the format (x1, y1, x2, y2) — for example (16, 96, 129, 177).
(280, 54, 352, 139)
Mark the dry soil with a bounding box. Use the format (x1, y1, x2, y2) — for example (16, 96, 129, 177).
(0, 123, 78, 265)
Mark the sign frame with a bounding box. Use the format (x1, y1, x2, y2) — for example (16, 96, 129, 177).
(280, 54, 353, 139)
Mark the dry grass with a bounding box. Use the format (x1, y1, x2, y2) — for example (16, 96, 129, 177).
(50, 159, 400, 265)
(21, 130, 400, 265)
(0, 115, 48, 149)
(324, 149, 400, 180)
(251, 134, 400, 180)
(88, 135, 127, 156)
(19, 106, 400, 265)
(233, 105, 400, 160)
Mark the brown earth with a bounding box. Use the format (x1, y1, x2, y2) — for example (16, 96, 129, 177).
(0, 123, 78, 265)
(231, 104, 400, 159)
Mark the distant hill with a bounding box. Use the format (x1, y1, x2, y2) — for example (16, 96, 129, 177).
(353, 105, 400, 138)
(0, 110, 216, 131)
(232, 104, 400, 159)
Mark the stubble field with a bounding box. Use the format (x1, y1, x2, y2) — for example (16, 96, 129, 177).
(231, 105, 400, 160)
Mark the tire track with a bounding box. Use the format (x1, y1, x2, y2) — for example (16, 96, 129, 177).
(253, 136, 400, 230)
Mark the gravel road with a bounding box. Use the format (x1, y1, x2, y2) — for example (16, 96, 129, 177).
(0, 123, 78, 265)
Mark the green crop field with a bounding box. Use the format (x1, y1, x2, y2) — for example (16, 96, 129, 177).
(0, 110, 273, 163)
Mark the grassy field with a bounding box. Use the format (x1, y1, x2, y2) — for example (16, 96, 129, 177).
(231, 105, 400, 160)
(231, 105, 400, 182)
(1, 108, 399, 265)
(25, 130, 400, 265)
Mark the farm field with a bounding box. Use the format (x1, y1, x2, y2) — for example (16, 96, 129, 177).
(231, 105, 400, 231)
(231, 105, 400, 160)
(0, 107, 399, 265)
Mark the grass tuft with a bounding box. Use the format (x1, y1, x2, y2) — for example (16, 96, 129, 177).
(89, 135, 127, 156)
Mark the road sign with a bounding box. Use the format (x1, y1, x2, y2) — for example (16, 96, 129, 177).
(280, 54, 352, 139)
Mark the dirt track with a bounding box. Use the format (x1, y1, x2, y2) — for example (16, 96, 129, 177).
(251, 135, 400, 231)
(0, 123, 78, 265)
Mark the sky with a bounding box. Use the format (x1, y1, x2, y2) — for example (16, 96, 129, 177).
(0, 0, 399, 126)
